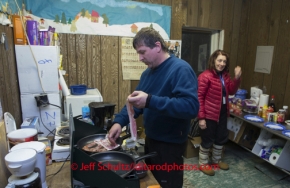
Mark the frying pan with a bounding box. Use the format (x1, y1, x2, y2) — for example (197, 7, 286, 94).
(76, 133, 130, 154)
(90, 151, 158, 178)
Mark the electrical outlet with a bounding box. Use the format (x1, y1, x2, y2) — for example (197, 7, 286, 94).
(35, 94, 49, 107)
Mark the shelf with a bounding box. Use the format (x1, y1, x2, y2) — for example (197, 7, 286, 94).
(232, 141, 290, 176)
(230, 113, 290, 141)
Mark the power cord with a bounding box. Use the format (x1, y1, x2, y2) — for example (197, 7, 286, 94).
(38, 107, 56, 137)
(46, 154, 70, 179)
(48, 103, 61, 109)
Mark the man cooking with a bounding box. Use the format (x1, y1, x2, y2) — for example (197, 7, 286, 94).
(108, 27, 199, 188)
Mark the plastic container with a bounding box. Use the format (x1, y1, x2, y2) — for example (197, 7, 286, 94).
(70, 85, 87, 95)
(262, 105, 268, 120)
(82, 106, 90, 119)
(235, 89, 247, 100)
(283, 106, 288, 120)
(277, 109, 285, 124)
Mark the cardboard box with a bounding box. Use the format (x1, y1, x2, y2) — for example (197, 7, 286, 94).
(21, 93, 61, 137)
(227, 117, 245, 143)
(15, 45, 59, 94)
(238, 124, 260, 150)
(183, 136, 201, 158)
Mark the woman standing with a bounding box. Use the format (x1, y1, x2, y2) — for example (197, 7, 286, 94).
(198, 49, 242, 176)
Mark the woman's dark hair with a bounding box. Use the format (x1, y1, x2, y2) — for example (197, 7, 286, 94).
(133, 27, 168, 52)
(207, 49, 230, 72)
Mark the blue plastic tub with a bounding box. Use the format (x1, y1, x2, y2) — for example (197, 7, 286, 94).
(235, 89, 247, 100)
(70, 85, 87, 95)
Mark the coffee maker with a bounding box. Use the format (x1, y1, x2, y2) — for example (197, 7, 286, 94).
(5, 141, 47, 188)
(89, 102, 116, 130)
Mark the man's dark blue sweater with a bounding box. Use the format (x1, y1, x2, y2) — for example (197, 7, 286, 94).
(114, 55, 199, 144)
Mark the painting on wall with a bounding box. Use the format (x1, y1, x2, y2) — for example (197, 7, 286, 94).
(0, 0, 171, 39)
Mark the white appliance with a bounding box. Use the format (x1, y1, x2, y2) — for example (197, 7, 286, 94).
(51, 125, 70, 162)
(64, 88, 103, 119)
(10, 142, 47, 188)
(52, 88, 103, 162)
(5, 148, 42, 188)
(250, 86, 263, 105)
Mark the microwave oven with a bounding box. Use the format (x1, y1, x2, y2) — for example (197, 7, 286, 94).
(64, 88, 103, 119)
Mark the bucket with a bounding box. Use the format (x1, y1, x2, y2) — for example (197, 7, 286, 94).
(7, 128, 38, 147)
(235, 89, 247, 100)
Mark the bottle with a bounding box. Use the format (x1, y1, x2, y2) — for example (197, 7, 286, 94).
(283, 106, 288, 120)
(262, 105, 268, 120)
(258, 106, 263, 117)
(269, 95, 276, 112)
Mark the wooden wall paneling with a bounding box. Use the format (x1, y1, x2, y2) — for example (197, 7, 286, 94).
(187, 0, 198, 27)
(263, 0, 283, 99)
(90, 35, 102, 90)
(243, 0, 271, 94)
(229, 0, 242, 77)
(58, 33, 69, 84)
(76, 34, 87, 85)
(0, 26, 6, 112)
(170, 0, 188, 39)
(67, 34, 77, 86)
(208, 0, 223, 29)
(118, 37, 131, 112)
(86, 35, 93, 87)
(236, 0, 250, 88)
(271, 0, 290, 109)
(135, 0, 149, 2)
(161, 0, 172, 6)
(100, 36, 119, 111)
(149, 0, 162, 4)
(1, 26, 22, 126)
(3, 26, 21, 126)
(197, 0, 211, 28)
(221, 0, 235, 54)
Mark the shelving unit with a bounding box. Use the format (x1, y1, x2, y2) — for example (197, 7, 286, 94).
(229, 112, 290, 175)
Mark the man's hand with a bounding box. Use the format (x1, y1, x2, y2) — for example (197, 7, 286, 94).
(128, 91, 148, 108)
(108, 123, 122, 146)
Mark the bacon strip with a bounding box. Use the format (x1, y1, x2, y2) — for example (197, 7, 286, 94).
(126, 100, 137, 141)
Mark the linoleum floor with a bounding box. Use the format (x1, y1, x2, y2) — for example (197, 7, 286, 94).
(183, 141, 290, 188)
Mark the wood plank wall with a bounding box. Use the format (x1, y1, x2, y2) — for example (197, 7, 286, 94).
(1, 0, 290, 128)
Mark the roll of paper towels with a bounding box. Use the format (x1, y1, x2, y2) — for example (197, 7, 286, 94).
(269, 153, 280, 165)
(259, 94, 269, 108)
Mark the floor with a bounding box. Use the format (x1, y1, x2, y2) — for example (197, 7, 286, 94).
(183, 141, 290, 188)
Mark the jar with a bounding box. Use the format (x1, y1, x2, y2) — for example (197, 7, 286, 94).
(277, 109, 285, 124)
